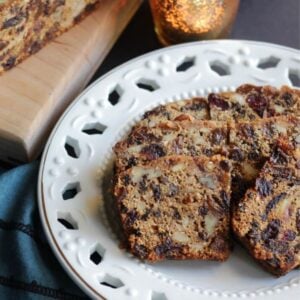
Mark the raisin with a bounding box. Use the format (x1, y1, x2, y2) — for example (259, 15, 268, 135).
(220, 160, 230, 172)
(266, 257, 280, 268)
(0, 40, 8, 51)
(281, 92, 294, 106)
(246, 93, 267, 117)
(168, 183, 179, 196)
(143, 105, 166, 118)
(266, 193, 286, 215)
(2, 15, 24, 29)
(283, 230, 296, 241)
(182, 98, 207, 111)
(141, 144, 166, 160)
(138, 175, 148, 192)
(272, 167, 292, 179)
(2, 56, 16, 70)
(125, 210, 138, 228)
(296, 209, 300, 232)
(128, 128, 160, 145)
(237, 84, 262, 94)
(203, 148, 213, 157)
(267, 240, 289, 254)
(262, 219, 281, 241)
(133, 244, 149, 259)
(229, 148, 244, 161)
(141, 209, 150, 221)
(256, 178, 272, 197)
(127, 156, 137, 168)
(241, 124, 255, 138)
(248, 151, 260, 160)
(211, 128, 226, 145)
(208, 94, 229, 110)
(198, 206, 208, 216)
(210, 236, 227, 252)
(172, 208, 181, 220)
(246, 222, 260, 243)
(271, 146, 288, 165)
(152, 210, 161, 218)
(151, 184, 161, 201)
(122, 174, 131, 186)
(284, 251, 295, 264)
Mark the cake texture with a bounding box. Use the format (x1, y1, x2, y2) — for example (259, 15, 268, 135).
(232, 139, 300, 276)
(139, 97, 209, 127)
(114, 120, 228, 173)
(114, 155, 232, 262)
(229, 115, 300, 201)
(0, 0, 100, 73)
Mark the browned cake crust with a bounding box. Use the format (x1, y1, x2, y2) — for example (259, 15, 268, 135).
(232, 140, 300, 276)
(229, 115, 300, 201)
(0, 0, 100, 73)
(114, 120, 228, 173)
(114, 155, 232, 262)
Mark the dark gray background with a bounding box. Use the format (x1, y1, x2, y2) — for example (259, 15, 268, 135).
(94, 0, 300, 79)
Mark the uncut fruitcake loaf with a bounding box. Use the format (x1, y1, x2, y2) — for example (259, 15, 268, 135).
(232, 140, 300, 276)
(114, 155, 232, 262)
(0, 0, 100, 73)
(114, 120, 228, 173)
(229, 115, 300, 201)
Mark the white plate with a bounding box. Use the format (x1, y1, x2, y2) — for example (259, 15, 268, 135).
(38, 40, 300, 300)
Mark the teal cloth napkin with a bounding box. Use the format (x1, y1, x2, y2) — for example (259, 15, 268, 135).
(0, 162, 89, 299)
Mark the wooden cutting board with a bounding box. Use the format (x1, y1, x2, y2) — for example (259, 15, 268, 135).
(0, 0, 141, 165)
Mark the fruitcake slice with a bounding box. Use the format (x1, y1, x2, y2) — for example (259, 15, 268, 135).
(232, 140, 300, 276)
(229, 115, 300, 201)
(114, 120, 228, 173)
(209, 84, 300, 121)
(138, 97, 209, 127)
(114, 155, 232, 262)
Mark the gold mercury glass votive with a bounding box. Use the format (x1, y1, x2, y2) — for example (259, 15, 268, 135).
(149, 0, 240, 46)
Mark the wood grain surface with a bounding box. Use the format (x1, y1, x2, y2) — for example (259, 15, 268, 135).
(0, 0, 141, 164)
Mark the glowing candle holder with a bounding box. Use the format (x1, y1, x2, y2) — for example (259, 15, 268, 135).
(149, 0, 240, 46)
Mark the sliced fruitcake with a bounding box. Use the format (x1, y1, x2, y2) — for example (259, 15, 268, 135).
(114, 155, 232, 262)
(232, 139, 300, 276)
(139, 97, 209, 127)
(229, 115, 300, 201)
(209, 84, 300, 121)
(114, 120, 228, 173)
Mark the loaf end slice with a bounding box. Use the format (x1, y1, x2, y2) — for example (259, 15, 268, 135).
(232, 140, 300, 276)
(114, 155, 232, 262)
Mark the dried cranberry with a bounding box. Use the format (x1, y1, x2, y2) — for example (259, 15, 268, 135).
(246, 93, 268, 117)
(256, 178, 272, 197)
(266, 193, 286, 215)
(141, 144, 166, 160)
(229, 148, 244, 161)
(208, 94, 229, 110)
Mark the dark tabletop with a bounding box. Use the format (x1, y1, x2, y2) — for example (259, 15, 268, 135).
(94, 0, 300, 81)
